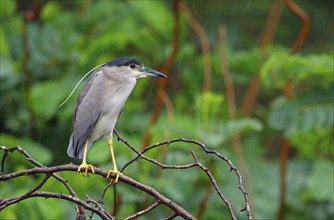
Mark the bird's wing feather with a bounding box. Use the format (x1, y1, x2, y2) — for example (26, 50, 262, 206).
(69, 70, 105, 158)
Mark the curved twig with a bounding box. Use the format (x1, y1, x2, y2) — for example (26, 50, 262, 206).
(284, 0, 311, 54)
(16, 191, 111, 219)
(179, 0, 211, 91)
(190, 151, 237, 220)
(115, 132, 253, 220)
(125, 201, 160, 220)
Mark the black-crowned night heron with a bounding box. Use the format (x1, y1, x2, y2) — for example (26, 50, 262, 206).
(67, 57, 166, 183)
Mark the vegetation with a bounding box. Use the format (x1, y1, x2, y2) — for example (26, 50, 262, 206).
(1, 0, 333, 219)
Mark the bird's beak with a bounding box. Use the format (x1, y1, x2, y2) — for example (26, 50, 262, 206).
(139, 67, 167, 78)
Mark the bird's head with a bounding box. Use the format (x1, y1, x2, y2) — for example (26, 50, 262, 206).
(102, 57, 167, 80)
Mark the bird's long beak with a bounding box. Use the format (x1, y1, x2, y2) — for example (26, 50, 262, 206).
(139, 67, 167, 78)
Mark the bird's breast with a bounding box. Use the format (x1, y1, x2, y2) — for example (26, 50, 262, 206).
(101, 79, 136, 113)
(88, 79, 136, 141)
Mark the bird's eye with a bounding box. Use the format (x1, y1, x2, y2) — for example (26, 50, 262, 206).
(129, 63, 136, 69)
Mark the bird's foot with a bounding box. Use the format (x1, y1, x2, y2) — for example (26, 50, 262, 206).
(107, 169, 121, 184)
(77, 163, 95, 177)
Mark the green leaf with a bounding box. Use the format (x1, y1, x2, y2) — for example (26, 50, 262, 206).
(268, 89, 334, 136)
(224, 118, 263, 136)
(0, 0, 15, 19)
(30, 80, 70, 121)
(290, 128, 333, 159)
(306, 160, 334, 202)
(129, 1, 173, 38)
(261, 52, 333, 90)
(194, 91, 224, 130)
(0, 204, 17, 220)
(150, 114, 197, 140)
(41, 2, 62, 21)
(0, 133, 53, 164)
(0, 27, 10, 56)
(230, 49, 263, 76)
(197, 128, 225, 147)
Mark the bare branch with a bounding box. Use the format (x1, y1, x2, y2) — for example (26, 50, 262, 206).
(179, 0, 212, 91)
(1, 146, 78, 197)
(164, 212, 178, 220)
(1, 132, 253, 220)
(125, 201, 160, 220)
(75, 205, 87, 220)
(0, 174, 51, 207)
(115, 134, 253, 220)
(21, 191, 110, 219)
(190, 151, 237, 220)
(0, 147, 195, 220)
(85, 195, 112, 220)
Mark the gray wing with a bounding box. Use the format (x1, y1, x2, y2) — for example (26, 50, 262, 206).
(67, 70, 105, 159)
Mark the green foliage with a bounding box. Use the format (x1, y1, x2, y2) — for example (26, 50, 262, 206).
(0, 133, 52, 164)
(269, 90, 333, 136)
(195, 91, 224, 130)
(263, 51, 333, 160)
(305, 159, 334, 203)
(285, 160, 334, 220)
(41, 2, 62, 21)
(151, 92, 263, 148)
(230, 49, 263, 78)
(268, 89, 333, 158)
(261, 52, 333, 89)
(30, 81, 69, 121)
(290, 128, 333, 159)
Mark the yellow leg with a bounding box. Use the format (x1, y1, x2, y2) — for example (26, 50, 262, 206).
(107, 135, 121, 183)
(77, 140, 95, 177)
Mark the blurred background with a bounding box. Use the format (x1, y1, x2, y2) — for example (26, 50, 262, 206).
(0, 0, 333, 219)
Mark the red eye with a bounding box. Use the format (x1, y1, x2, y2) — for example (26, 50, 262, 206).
(129, 63, 136, 69)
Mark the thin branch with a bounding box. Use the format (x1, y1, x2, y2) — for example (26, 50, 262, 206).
(179, 0, 211, 92)
(159, 89, 174, 121)
(115, 131, 198, 172)
(190, 151, 237, 220)
(284, 0, 311, 54)
(0, 174, 51, 207)
(22, 6, 35, 139)
(1, 146, 78, 197)
(277, 139, 290, 220)
(115, 134, 253, 219)
(277, 2, 310, 219)
(240, 0, 284, 116)
(164, 212, 178, 220)
(217, 26, 236, 119)
(217, 25, 253, 218)
(76, 205, 87, 220)
(21, 191, 110, 219)
(1, 146, 87, 218)
(100, 179, 117, 218)
(124, 201, 160, 220)
(85, 195, 112, 220)
(196, 182, 212, 219)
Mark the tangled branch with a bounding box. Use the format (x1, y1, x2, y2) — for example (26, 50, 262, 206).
(1, 136, 253, 220)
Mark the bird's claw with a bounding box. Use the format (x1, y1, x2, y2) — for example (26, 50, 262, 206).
(77, 163, 95, 177)
(107, 169, 121, 184)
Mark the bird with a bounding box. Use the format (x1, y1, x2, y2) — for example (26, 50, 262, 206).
(67, 57, 167, 183)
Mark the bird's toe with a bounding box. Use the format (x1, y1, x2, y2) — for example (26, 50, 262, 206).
(77, 163, 95, 177)
(107, 169, 121, 184)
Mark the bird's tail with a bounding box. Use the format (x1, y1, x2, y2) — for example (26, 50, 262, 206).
(67, 134, 84, 159)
